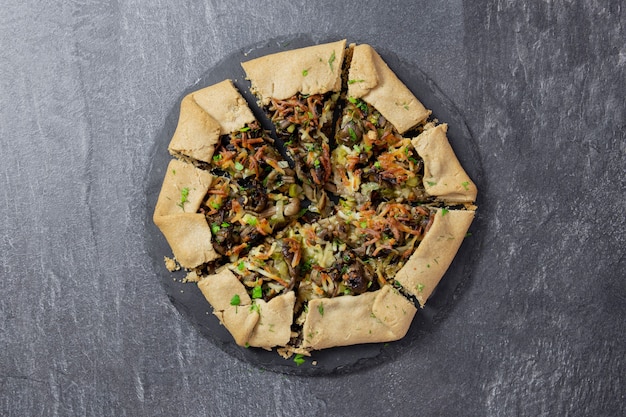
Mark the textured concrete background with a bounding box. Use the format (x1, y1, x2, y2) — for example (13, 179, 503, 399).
(1, 1, 624, 416)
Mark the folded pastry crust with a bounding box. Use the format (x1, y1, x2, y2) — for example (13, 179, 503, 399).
(168, 80, 256, 163)
(301, 285, 417, 350)
(153, 213, 219, 269)
(412, 123, 478, 203)
(394, 208, 475, 306)
(153, 159, 214, 218)
(198, 268, 295, 349)
(241, 40, 347, 105)
(347, 44, 431, 134)
(190, 79, 256, 134)
(153, 159, 219, 268)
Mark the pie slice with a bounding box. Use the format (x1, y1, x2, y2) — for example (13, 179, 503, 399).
(198, 268, 295, 348)
(159, 80, 303, 260)
(241, 40, 347, 207)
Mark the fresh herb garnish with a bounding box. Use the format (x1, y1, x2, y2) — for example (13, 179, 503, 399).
(230, 294, 241, 306)
(237, 261, 245, 271)
(210, 223, 220, 234)
(252, 285, 263, 299)
(348, 127, 358, 142)
(318, 302, 324, 316)
(176, 187, 190, 210)
(417, 283, 425, 292)
(302, 69, 309, 76)
(239, 126, 251, 132)
(461, 181, 470, 190)
(441, 208, 449, 216)
(328, 50, 336, 71)
(293, 354, 305, 366)
(348, 79, 365, 84)
(427, 181, 437, 186)
(234, 161, 244, 171)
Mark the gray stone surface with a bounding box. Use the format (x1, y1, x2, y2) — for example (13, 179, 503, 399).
(1, 0, 624, 416)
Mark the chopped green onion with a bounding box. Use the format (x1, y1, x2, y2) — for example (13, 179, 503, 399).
(176, 187, 190, 210)
(328, 50, 336, 71)
(349, 128, 358, 142)
(239, 126, 251, 132)
(234, 161, 244, 171)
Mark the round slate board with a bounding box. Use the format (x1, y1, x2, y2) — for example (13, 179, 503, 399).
(145, 34, 484, 376)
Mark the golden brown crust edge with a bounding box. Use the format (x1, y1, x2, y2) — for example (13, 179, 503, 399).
(348, 44, 431, 134)
(301, 285, 417, 350)
(198, 269, 295, 349)
(412, 123, 478, 203)
(394, 208, 475, 307)
(241, 40, 347, 105)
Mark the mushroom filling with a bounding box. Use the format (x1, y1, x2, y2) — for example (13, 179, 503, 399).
(267, 92, 339, 189)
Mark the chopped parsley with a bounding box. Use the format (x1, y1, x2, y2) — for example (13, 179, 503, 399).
(374, 161, 382, 169)
(210, 223, 221, 234)
(461, 181, 470, 190)
(427, 181, 437, 186)
(348, 79, 365, 84)
(250, 303, 260, 313)
(237, 261, 245, 271)
(441, 208, 449, 216)
(252, 285, 263, 299)
(293, 354, 306, 366)
(246, 216, 258, 226)
(230, 294, 241, 306)
(221, 222, 230, 228)
(212, 154, 222, 162)
(417, 283, 425, 292)
(302, 68, 309, 76)
(318, 302, 324, 316)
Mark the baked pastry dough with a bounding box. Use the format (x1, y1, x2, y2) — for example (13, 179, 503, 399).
(154, 41, 478, 357)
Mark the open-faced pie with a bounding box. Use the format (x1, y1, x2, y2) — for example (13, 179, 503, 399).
(153, 41, 477, 358)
